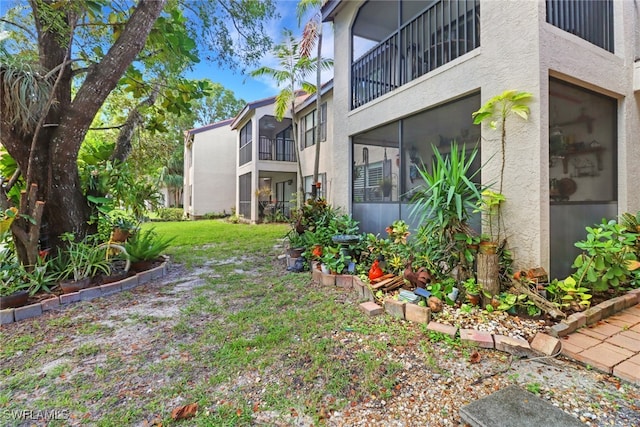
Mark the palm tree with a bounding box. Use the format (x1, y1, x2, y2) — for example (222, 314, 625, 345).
(250, 29, 332, 208)
(298, 0, 332, 200)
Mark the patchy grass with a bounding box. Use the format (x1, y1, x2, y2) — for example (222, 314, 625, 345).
(0, 221, 412, 426)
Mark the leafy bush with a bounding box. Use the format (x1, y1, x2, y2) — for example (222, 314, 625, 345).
(55, 233, 111, 282)
(156, 208, 185, 222)
(572, 219, 637, 292)
(125, 228, 175, 262)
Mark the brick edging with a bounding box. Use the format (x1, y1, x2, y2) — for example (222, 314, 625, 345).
(307, 261, 640, 360)
(1, 258, 170, 326)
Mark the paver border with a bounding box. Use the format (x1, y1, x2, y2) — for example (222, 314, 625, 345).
(1, 258, 169, 326)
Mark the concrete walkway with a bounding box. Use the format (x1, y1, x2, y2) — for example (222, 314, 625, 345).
(560, 304, 640, 385)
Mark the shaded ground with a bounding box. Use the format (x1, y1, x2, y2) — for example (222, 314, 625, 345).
(1, 243, 639, 426)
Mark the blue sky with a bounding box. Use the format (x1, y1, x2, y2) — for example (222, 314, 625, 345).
(185, 0, 334, 103)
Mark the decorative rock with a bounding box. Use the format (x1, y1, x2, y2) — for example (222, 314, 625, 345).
(14, 303, 43, 321)
(460, 328, 494, 349)
(428, 296, 443, 313)
(384, 298, 406, 320)
(359, 301, 383, 317)
(531, 333, 561, 356)
(405, 304, 431, 324)
(1, 308, 15, 325)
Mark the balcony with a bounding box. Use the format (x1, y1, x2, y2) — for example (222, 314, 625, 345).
(351, 0, 480, 109)
(546, 0, 613, 53)
(258, 136, 296, 162)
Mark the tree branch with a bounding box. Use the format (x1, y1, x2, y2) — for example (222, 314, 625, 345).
(0, 18, 37, 39)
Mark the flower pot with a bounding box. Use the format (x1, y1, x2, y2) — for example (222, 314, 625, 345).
(131, 260, 155, 273)
(111, 227, 130, 243)
(60, 277, 92, 294)
(479, 241, 498, 255)
(0, 290, 29, 309)
(288, 247, 305, 258)
(467, 293, 481, 306)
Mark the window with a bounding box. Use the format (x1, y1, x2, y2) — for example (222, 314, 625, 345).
(239, 121, 252, 148)
(301, 103, 327, 148)
(239, 120, 252, 166)
(304, 173, 326, 199)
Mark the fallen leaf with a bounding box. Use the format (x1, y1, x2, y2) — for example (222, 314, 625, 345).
(469, 351, 481, 364)
(236, 408, 242, 416)
(252, 402, 260, 413)
(171, 403, 198, 420)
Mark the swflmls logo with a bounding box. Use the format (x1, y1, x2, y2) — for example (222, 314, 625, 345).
(3, 409, 70, 420)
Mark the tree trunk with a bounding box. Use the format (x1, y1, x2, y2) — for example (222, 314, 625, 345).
(477, 253, 500, 307)
(311, 27, 323, 200)
(1, 0, 167, 260)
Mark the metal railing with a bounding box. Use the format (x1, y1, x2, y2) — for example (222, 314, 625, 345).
(258, 136, 296, 162)
(546, 0, 613, 53)
(239, 142, 252, 166)
(351, 0, 480, 109)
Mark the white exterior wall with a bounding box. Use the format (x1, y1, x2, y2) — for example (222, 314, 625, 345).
(184, 123, 236, 218)
(235, 103, 296, 223)
(328, 0, 640, 271)
(297, 90, 335, 204)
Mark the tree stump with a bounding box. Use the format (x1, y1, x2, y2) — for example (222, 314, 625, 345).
(477, 253, 500, 307)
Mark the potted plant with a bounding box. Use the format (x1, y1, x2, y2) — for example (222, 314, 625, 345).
(56, 233, 111, 293)
(462, 277, 481, 305)
(108, 211, 138, 242)
(125, 228, 174, 272)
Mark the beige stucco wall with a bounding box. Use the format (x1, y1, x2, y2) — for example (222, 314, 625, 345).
(184, 124, 236, 217)
(297, 90, 335, 204)
(328, 0, 640, 271)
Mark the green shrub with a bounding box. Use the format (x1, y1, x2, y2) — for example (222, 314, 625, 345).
(156, 208, 184, 222)
(125, 228, 175, 262)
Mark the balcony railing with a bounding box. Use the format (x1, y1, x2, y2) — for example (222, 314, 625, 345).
(351, 0, 480, 109)
(239, 142, 252, 166)
(258, 136, 296, 162)
(546, 0, 613, 53)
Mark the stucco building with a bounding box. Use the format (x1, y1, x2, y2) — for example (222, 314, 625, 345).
(321, 0, 640, 278)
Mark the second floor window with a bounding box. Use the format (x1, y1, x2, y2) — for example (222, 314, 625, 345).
(239, 121, 252, 148)
(301, 103, 327, 148)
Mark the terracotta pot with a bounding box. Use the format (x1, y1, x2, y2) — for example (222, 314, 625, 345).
(288, 247, 305, 258)
(0, 290, 29, 309)
(60, 277, 92, 293)
(467, 293, 481, 306)
(111, 228, 130, 242)
(131, 260, 155, 272)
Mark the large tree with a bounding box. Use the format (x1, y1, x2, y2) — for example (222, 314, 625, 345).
(0, 0, 275, 265)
